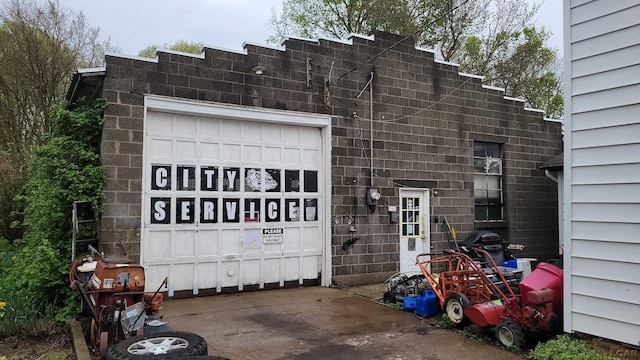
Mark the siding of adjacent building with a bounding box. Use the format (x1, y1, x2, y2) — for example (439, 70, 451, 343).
(564, 0, 640, 346)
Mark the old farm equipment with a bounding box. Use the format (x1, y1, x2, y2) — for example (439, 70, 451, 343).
(417, 248, 563, 347)
(416, 251, 496, 327)
(70, 244, 166, 358)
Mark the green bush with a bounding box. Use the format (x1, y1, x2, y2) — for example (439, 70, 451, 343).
(529, 334, 616, 360)
(0, 97, 105, 322)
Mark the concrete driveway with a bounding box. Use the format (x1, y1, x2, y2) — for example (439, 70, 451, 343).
(160, 285, 525, 360)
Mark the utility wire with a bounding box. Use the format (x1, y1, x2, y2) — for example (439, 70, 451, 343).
(337, 0, 471, 81)
(349, 76, 473, 189)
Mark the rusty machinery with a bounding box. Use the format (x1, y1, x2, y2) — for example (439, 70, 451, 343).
(70, 244, 166, 359)
(416, 248, 563, 347)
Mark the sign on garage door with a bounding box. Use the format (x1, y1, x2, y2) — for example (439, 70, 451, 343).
(141, 97, 331, 295)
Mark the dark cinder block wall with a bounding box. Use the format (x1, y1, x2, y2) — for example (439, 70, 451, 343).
(98, 31, 562, 285)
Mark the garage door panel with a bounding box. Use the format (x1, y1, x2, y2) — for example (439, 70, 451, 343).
(302, 256, 320, 279)
(284, 148, 301, 164)
(244, 124, 261, 140)
(283, 228, 301, 251)
(222, 143, 241, 161)
(264, 147, 281, 163)
(283, 257, 300, 281)
(175, 116, 197, 136)
(243, 145, 262, 162)
(263, 258, 281, 283)
(149, 139, 172, 158)
(196, 262, 217, 289)
(173, 263, 195, 291)
(147, 112, 173, 134)
(263, 242, 282, 254)
(301, 128, 321, 145)
(198, 142, 219, 161)
(174, 230, 196, 258)
(196, 230, 219, 256)
(145, 264, 170, 291)
(221, 120, 241, 139)
(282, 126, 301, 144)
(242, 259, 261, 285)
(144, 230, 171, 260)
(175, 140, 197, 159)
(220, 229, 241, 255)
(199, 117, 220, 138)
(262, 126, 281, 142)
(302, 227, 322, 250)
(303, 149, 320, 164)
(221, 261, 239, 287)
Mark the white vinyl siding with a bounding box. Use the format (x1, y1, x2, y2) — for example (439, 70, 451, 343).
(565, 0, 640, 346)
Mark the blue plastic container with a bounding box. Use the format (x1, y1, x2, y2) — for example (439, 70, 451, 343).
(415, 290, 438, 317)
(502, 259, 518, 268)
(403, 296, 417, 311)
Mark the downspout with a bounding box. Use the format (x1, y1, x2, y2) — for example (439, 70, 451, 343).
(544, 169, 558, 183)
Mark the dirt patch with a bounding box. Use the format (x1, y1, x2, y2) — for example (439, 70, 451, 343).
(0, 326, 73, 360)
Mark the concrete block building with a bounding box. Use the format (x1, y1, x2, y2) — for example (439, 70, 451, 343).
(68, 32, 562, 296)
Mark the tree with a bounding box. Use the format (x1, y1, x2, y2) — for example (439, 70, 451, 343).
(267, 0, 563, 118)
(0, 0, 116, 242)
(138, 40, 203, 58)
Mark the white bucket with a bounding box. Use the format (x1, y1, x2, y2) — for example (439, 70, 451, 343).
(517, 258, 537, 279)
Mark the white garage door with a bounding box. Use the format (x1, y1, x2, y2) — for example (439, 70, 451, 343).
(141, 97, 331, 295)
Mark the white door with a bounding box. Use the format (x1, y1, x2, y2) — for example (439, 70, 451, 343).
(140, 98, 331, 295)
(399, 189, 430, 274)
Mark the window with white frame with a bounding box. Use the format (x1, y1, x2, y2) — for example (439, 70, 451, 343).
(473, 142, 503, 221)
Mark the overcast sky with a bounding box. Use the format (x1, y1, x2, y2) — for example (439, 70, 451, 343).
(61, 0, 563, 58)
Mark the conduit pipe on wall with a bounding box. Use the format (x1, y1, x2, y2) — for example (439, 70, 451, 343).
(369, 71, 374, 186)
(545, 169, 558, 183)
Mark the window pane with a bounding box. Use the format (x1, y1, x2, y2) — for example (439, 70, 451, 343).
(488, 190, 501, 202)
(222, 198, 240, 222)
(487, 176, 501, 190)
(265, 199, 280, 222)
(177, 166, 196, 191)
(475, 205, 488, 221)
(265, 169, 281, 192)
(244, 199, 260, 222)
(200, 167, 218, 191)
(488, 205, 502, 220)
(304, 170, 318, 192)
(244, 168, 262, 192)
(200, 198, 217, 223)
(223, 167, 240, 191)
(474, 175, 487, 190)
(474, 188, 487, 201)
(486, 158, 502, 174)
(284, 199, 300, 221)
(304, 199, 317, 221)
(473, 158, 485, 173)
(285, 170, 300, 192)
(474, 142, 486, 157)
(151, 165, 171, 190)
(486, 143, 501, 158)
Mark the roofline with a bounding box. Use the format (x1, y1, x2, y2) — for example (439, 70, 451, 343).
(66, 67, 106, 103)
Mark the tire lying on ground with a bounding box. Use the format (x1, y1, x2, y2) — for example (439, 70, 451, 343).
(106, 331, 208, 359)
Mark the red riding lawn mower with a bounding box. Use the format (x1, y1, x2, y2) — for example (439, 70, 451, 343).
(70, 244, 167, 358)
